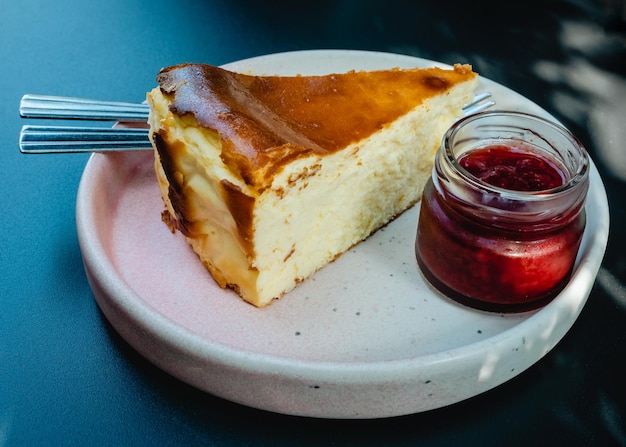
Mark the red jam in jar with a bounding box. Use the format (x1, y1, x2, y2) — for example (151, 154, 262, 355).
(415, 111, 590, 312)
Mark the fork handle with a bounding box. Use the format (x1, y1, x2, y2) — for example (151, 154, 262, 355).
(19, 94, 149, 122)
(19, 125, 152, 153)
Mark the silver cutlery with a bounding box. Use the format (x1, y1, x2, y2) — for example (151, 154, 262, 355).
(18, 92, 494, 154)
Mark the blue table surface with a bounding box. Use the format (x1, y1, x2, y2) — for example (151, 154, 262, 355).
(1, 0, 625, 445)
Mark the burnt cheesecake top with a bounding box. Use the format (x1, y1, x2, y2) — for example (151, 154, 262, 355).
(155, 63, 477, 187)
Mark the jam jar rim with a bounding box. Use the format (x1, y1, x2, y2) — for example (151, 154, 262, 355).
(442, 110, 590, 201)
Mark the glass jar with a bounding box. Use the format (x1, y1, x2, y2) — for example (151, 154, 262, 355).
(415, 111, 590, 312)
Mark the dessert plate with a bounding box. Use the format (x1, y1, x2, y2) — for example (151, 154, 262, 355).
(77, 50, 609, 419)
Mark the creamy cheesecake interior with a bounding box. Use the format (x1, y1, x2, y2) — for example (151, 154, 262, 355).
(148, 63, 478, 307)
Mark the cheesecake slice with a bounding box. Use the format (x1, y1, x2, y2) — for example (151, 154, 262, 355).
(147, 62, 478, 307)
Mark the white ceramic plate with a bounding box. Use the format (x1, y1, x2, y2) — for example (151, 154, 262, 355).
(77, 50, 610, 419)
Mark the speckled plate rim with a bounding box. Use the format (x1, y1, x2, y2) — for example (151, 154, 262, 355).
(76, 50, 610, 419)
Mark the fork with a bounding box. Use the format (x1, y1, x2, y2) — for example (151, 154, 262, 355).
(18, 92, 495, 154)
